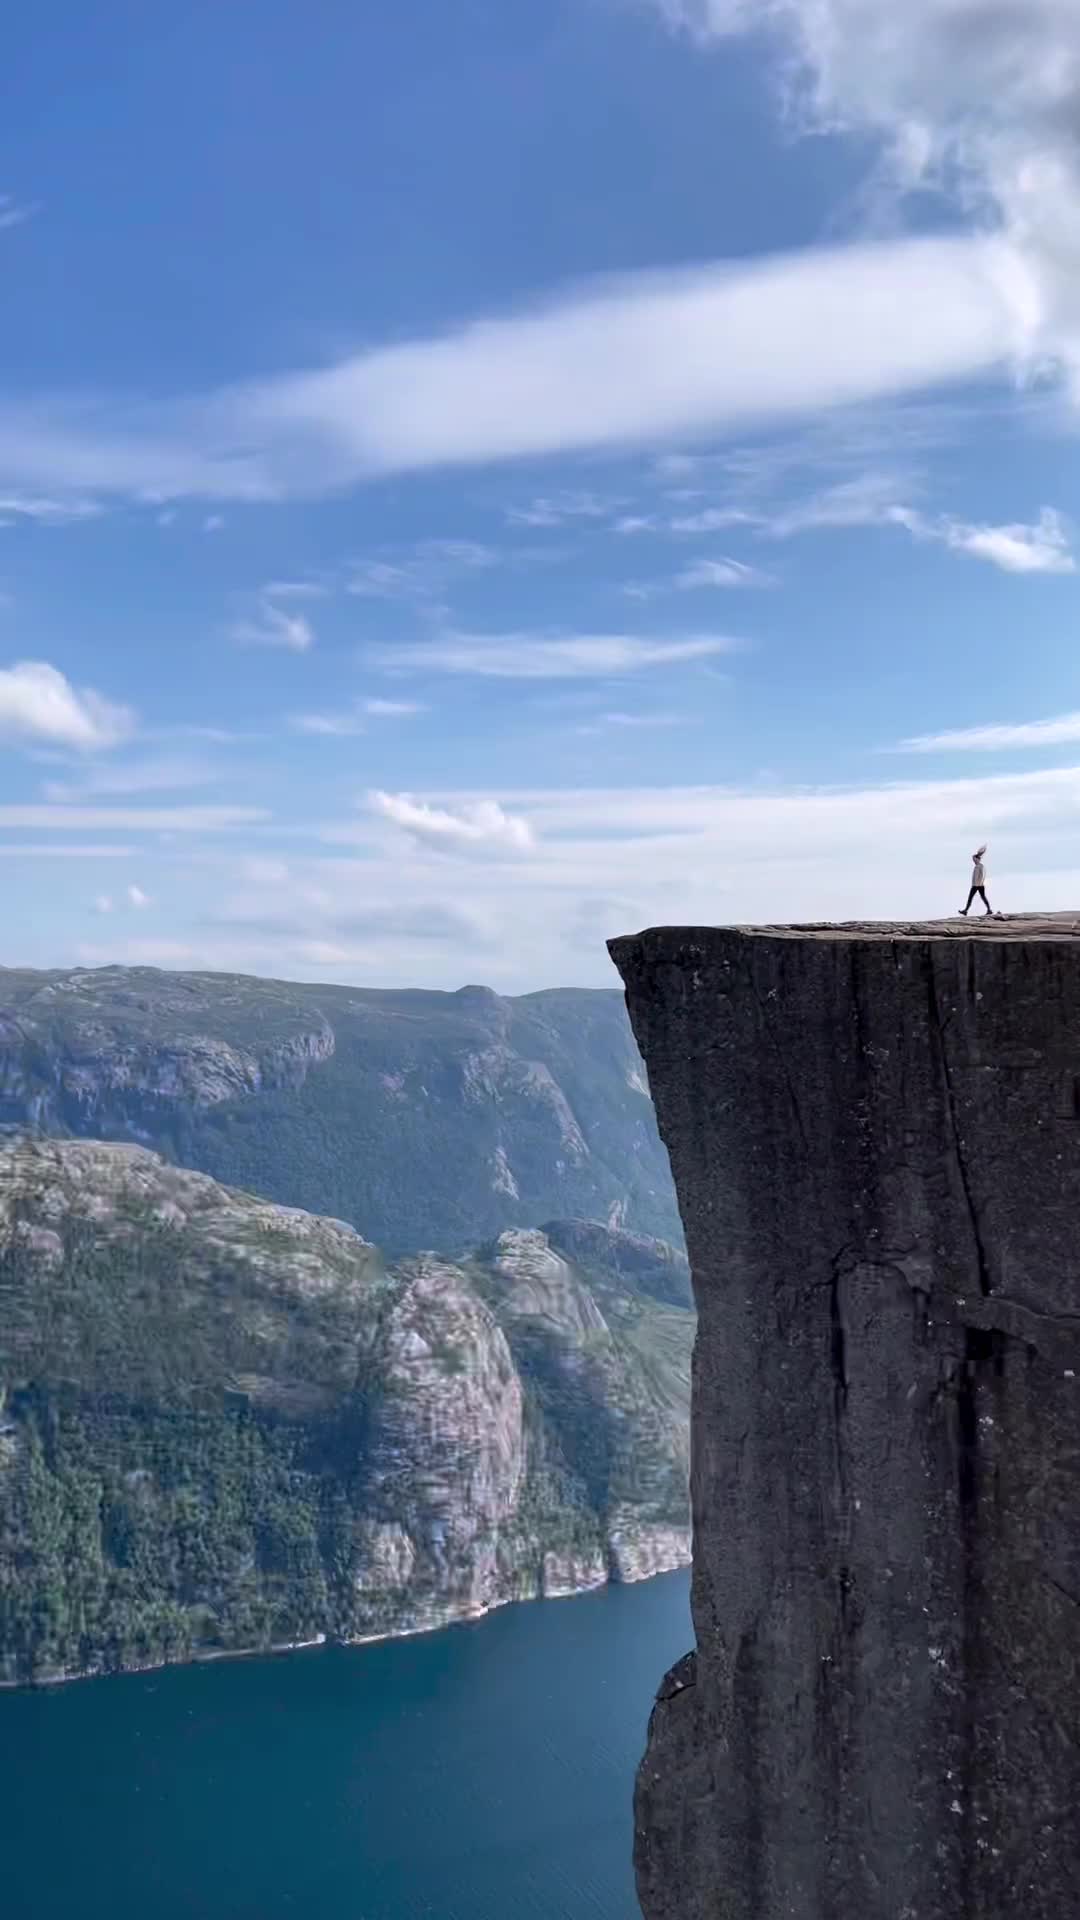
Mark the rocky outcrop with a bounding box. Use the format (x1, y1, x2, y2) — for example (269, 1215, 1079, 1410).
(610, 922, 1080, 1920)
(543, 1218, 692, 1308)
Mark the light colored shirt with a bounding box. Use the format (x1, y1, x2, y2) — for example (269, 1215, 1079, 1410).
(973, 858, 985, 887)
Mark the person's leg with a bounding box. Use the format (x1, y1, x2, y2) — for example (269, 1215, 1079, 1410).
(978, 886, 992, 914)
(959, 887, 977, 914)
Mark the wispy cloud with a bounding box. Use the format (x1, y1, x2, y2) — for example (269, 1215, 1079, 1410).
(506, 492, 618, 528)
(56, 758, 1080, 991)
(576, 710, 691, 735)
(0, 804, 266, 831)
(896, 712, 1080, 753)
(651, 1, 1080, 400)
(376, 630, 739, 679)
(127, 883, 151, 908)
(0, 494, 102, 525)
(761, 472, 912, 538)
(0, 1, 1075, 519)
(622, 554, 769, 597)
(263, 578, 329, 600)
(663, 472, 1076, 574)
(0, 661, 135, 752)
(289, 694, 428, 737)
(673, 557, 770, 589)
(0, 234, 1044, 507)
(346, 540, 497, 601)
(230, 585, 315, 651)
(930, 506, 1075, 575)
(612, 514, 661, 535)
(41, 755, 219, 802)
(364, 697, 426, 716)
(667, 506, 755, 534)
(369, 790, 535, 853)
(290, 709, 366, 738)
(0, 194, 37, 233)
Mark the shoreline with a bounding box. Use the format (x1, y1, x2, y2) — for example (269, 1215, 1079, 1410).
(0, 1547, 690, 1694)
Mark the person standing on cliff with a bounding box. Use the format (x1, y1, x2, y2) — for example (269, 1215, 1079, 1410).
(959, 845, 992, 916)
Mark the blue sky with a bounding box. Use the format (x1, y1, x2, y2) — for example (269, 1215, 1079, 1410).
(4, 0, 1080, 989)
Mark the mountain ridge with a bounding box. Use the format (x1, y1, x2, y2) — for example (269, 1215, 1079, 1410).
(0, 963, 680, 1253)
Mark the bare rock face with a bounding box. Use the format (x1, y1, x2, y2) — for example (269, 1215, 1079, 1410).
(609, 922, 1080, 1920)
(352, 1256, 525, 1637)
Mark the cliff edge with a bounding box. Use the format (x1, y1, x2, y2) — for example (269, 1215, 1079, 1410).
(609, 922, 1080, 1920)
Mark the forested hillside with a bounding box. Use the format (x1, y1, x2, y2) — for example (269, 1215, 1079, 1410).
(0, 1138, 691, 1686)
(0, 966, 679, 1252)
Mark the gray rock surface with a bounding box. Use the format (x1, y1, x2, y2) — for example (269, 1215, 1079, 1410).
(609, 922, 1080, 1920)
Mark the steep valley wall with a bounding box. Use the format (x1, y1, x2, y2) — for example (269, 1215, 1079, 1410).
(610, 922, 1080, 1920)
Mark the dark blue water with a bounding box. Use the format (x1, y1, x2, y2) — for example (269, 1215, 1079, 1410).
(1, 1571, 691, 1920)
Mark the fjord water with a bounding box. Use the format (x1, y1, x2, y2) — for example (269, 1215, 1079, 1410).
(1, 1570, 690, 1920)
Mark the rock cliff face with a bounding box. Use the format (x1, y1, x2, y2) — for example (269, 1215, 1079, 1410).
(610, 922, 1080, 1920)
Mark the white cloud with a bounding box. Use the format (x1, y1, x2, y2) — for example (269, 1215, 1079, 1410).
(939, 505, 1075, 574)
(369, 790, 535, 854)
(346, 561, 417, 599)
(346, 541, 497, 601)
(653, 0, 1080, 393)
(46, 758, 1080, 992)
(674, 557, 769, 588)
(127, 883, 151, 908)
(287, 693, 424, 735)
(612, 514, 661, 535)
(424, 539, 497, 568)
(1, 3, 1077, 513)
(577, 710, 691, 735)
(255, 235, 1031, 478)
(762, 472, 912, 538)
(230, 592, 315, 652)
(0, 661, 135, 751)
(506, 492, 617, 528)
(364, 697, 425, 717)
(668, 506, 754, 534)
(376, 630, 738, 679)
(0, 236, 1042, 507)
(0, 494, 101, 524)
(262, 578, 328, 600)
(667, 470, 1076, 573)
(93, 894, 113, 915)
(290, 709, 366, 738)
(873, 501, 1075, 572)
(897, 711, 1080, 753)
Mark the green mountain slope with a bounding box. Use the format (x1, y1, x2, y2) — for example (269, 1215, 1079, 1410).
(0, 1137, 691, 1686)
(0, 966, 679, 1252)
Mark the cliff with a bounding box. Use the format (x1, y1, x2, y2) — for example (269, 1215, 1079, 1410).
(0, 965, 678, 1251)
(609, 920, 1080, 1920)
(0, 1138, 690, 1686)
